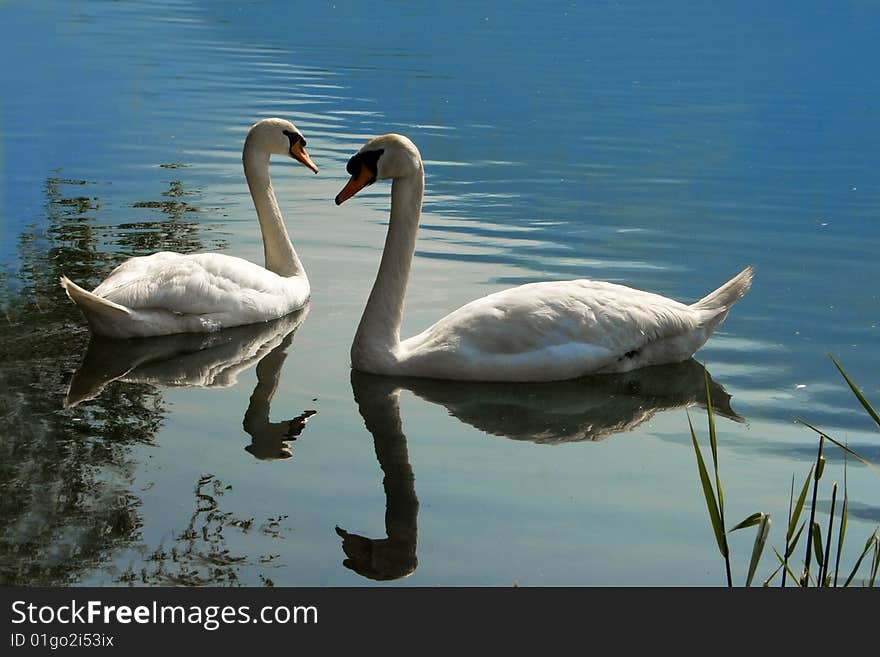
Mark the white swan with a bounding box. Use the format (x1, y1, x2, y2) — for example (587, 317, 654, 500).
(60, 117, 317, 338)
(335, 133, 754, 382)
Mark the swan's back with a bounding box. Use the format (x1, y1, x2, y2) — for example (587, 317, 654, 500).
(390, 268, 752, 381)
(411, 279, 694, 353)
(64, 251, 310, 338)
(94, 252, 306, 317)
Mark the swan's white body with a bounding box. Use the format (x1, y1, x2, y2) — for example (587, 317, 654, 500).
(336, 134, 754, 382)
(61, 118, 316, 338)
(387, 274, 752, 381)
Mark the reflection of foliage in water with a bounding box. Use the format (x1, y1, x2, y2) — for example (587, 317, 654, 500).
(0, 171, 216, 585)
(117, 474, 288, 587)
(120, 178, 228, 254)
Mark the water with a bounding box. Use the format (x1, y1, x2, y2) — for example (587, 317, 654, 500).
(1, 0, 878, 586)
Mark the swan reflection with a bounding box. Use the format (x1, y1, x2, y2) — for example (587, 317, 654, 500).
(390, 358, 742, 444)
(336, 372, 419, 581)
(65, 309, 314, 460)
(337, 359, 740, 580)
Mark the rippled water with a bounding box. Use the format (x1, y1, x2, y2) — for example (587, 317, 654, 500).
(1, 0, 878, 586)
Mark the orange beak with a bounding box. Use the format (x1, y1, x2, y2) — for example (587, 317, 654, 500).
(335, 167, 374, 205)
(290, 141, 319, 174)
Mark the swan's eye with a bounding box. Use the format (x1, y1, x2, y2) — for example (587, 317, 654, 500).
(346, 149, 384, 181)
(283, 129, 304, 147)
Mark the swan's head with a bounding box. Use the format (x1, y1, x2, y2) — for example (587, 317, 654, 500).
(245, 117, 319, 173)
(335, 134, 422, 205)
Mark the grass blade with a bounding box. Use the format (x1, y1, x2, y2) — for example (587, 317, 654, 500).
(830, 355, 880, 429)
(704, 371, 723, 514)
(821, 482, 837, 587)
(801, 436, 825, 585)
(788, 466, 814, 541)
(796, 419, 880, 474)
(772, 546, 803, 587)
(745, 513, 771, 587)
(687, 413, 727, 560)
(811, 521, 824, 574)
(834, 488, 848, 587)
(843, 529, 879, 587)
(786, 521, 806, 559)
(782, 474, 795, 588)
(763, 562, 783, 587)
(870, 538, 879, 587)
(730, 512, 763, 532)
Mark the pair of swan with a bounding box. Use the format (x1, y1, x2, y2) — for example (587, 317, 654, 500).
(62, 118, 753, 382)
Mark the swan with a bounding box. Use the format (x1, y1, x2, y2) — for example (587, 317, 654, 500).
(60, 117, 318, 338)
(335, 133, 754, 382)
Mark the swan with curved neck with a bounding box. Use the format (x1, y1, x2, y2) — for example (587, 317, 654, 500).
(61, 117, 317, 338)
(335, 133, 754, 382)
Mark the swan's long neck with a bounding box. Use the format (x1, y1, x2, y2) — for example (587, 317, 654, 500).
(243, 142, 306, 279)
(353, 171, 424, 360)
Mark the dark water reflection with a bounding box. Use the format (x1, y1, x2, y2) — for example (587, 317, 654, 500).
(393, 359, 742, 444)
(340, 361, 742, 582)
(337, 373, 420, 581)
(0, 174, 166, 585)
(66, 311, 305, 405)
(0, 167, 310, 584)
(65, 310, 315, 461)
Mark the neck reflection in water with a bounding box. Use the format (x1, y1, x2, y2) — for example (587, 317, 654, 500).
(65, 308, 315, 460)
(337, 371, 420, 581)
(339, 359, 741, 581)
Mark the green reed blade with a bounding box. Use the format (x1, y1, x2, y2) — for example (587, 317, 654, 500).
(834, 489, 848, 588)
(703, 371, 723, 513)
(788, 466, 814, 541)
(812, 521, 824, 571)
(802, 436, 825, 586)
(786, 521, 805, 559)
(843, 529, 879, 587)
(745, 513, 771, 587)
(772, 546, 803, 587)
(763, 562, 783, 587)
(730, 512, 763, 532)
(688, 412, 727, 559)
(821, 482, 837, 587)
(797, 419, 880, 474)
(782, 474, 795, 588)
(830, 355, 880, 429)
(869, 537, 879, 587)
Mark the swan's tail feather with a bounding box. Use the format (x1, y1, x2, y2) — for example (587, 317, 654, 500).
(60, 276, 130, 322)
(690, 265, 754, 328)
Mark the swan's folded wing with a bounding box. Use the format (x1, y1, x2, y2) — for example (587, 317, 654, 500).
(93, 252, 294, 316)
(407, 279, 700, 358)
